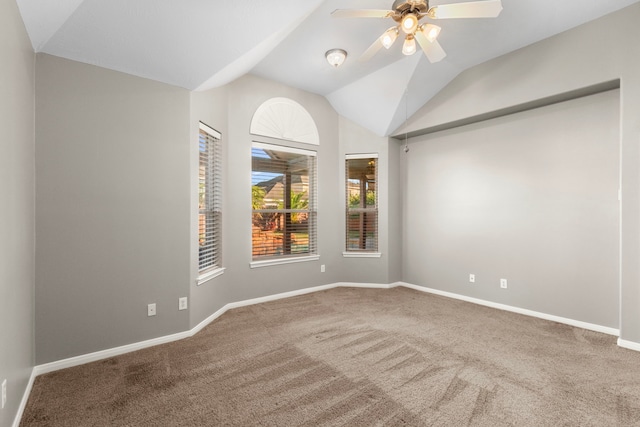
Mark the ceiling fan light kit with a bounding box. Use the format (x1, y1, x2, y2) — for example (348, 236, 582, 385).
(325, 49, 347, 67)
(332, 0, 503, 63)
(402, 34, 417, 55)
(401, 13, 419, 33)
(421, 23, 441, 43)
(381, 27, 400, 49)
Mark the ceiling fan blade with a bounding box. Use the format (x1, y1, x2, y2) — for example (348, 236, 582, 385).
(414, 31, 447, 63)
(428, 0, 502, 19)
(331, 9, 395, 19)
(359, 38, 384, 62)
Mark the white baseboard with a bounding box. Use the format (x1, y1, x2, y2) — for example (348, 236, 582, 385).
(190, 283, 341, 336)
(16, 280, 638, 427)
(186, 282, 393, 337)
(12, 369, 37, 427)
(34, 329, 194, 376)
(34, 282, 392, 376)
(397, 282, 620, 336)
(618, 338, 640, 352)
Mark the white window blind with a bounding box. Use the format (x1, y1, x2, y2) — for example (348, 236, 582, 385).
(199, 122, 222, 273)
(251, 142, 317, 260)
(345, 154, 378, 252)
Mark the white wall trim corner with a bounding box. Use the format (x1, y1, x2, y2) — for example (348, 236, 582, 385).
(617, 338, 640, 352)
(12, 369, 37, 427)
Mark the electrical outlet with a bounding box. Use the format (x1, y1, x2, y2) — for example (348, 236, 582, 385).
(147, 303, 156, 316)
(469, 274, 475, 283)
(500, 279, 508, 289)
(2, 379, 6, 409)
(320, 264, 326, 273)
(179, 297, 188, 311)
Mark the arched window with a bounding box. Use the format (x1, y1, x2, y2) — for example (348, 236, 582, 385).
(250, 98, 319, 267)
(250, 97, 319, 145)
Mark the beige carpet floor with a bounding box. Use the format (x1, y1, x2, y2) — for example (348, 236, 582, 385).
(20, 286, 640, 426)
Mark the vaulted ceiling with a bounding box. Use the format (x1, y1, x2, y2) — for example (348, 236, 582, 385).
(16, 0, 640, 136)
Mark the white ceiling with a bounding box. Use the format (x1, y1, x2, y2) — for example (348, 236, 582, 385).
(17, 0, 640, 136)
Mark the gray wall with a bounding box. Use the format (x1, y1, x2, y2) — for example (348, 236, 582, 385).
(34, 59, 398, 362)
(35, 54, 192, 364)
(0, 0, 35, 425)
(402, 90, 620, 327)
(338, 116, 400, 284)
(388, 138, 402, 283)
(189, 87, 228, 327)
(32, 0, 638, 368)
(36, 54, 399, 364)
(189, 75, 398, 329)
(188, 75, 344, 329)
(397, 3, 640, 341)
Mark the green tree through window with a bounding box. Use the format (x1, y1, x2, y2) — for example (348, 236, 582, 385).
(252, 143, 317, 259)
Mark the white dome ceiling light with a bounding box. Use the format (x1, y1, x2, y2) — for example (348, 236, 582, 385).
(325, 49, 347, 68)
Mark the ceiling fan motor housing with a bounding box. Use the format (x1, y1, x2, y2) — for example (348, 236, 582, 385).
(332, 0, 502, 64)
(391, 0, 429, 18)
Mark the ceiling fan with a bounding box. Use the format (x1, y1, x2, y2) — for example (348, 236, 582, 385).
(331, 0, 503, 63)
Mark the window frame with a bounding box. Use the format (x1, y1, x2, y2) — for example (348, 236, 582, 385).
(343, 153, 381, 258)
(197, 122, 224, 284)
(250, 141, 318, 268)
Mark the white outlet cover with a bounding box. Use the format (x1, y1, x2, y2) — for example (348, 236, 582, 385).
(179, 297, 188, 310)
(469, 274, 475, 283)
(500, 279, 508, 289)
(148, 303, 156, 316)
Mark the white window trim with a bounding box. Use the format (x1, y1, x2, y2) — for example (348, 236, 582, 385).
(342, 252, 382, 258)
(346, 153, 379, 160)
(251, 141, 318, 263)
(200, 122, 221, 139)
(253, 141, 317, 157)
(250, 255, 320, 269)
(345, 153, 380, 255)
(197, 267, 226, 285)
(198, 121, 223, 278)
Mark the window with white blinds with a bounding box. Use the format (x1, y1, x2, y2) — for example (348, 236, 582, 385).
(345, 154, 378, 253)
(251, 142, 317, 261)
(198, 122, 222, 274)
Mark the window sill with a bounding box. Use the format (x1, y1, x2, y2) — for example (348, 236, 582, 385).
(197, 267, 225, 286)
(250, 255, 320, 269)
(342, 252, 382, 258)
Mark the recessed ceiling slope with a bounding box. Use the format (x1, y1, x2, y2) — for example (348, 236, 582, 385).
(327, 54, 423, 137)
(16, 0, 640, 137)
(16, 0, 85, 51)
(252, 0, 640, 136)
(19, 0, 323, 90)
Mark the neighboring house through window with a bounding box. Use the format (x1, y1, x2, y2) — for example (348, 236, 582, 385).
(251, 143, 317, 263)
